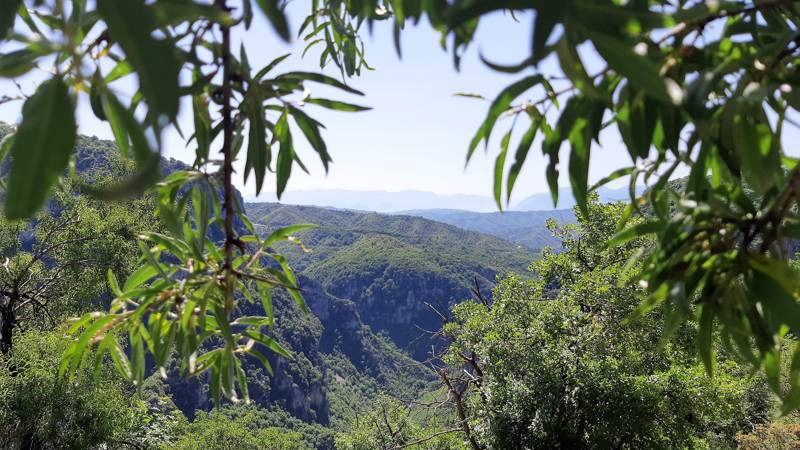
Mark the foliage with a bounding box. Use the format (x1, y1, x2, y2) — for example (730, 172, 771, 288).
(171, 408, 311, 450)
(0, 0, 376, 402)
(442, 200, 771, 448)
(2, 0, 799, 423)
(168, 405, 333, 450)
(288, 0, 800, 412)
(0, 331, 139, 449)
(737, 423, 800, 450)
(335, 394, 468, 450)
(0, 185, 158, 354)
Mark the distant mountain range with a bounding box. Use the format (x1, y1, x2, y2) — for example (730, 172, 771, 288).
(246, 186, 644, 213)
(396, 208, 576, 250)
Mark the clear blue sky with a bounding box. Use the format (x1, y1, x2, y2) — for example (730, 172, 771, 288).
(0, 4, 637, 205)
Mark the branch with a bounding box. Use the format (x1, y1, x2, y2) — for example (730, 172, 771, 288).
(658, 0, 800, 44)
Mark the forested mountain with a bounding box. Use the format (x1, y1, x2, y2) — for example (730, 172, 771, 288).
(0, 126, 535, 448)
(246, 203, 535, 358)
(396, 208, 576, 250)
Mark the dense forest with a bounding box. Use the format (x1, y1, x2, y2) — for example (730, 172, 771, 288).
(0, 128, 796, 449)
(4, 0, 800, 449)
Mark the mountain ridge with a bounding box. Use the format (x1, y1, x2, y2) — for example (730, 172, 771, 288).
(245, 185, 644, 213)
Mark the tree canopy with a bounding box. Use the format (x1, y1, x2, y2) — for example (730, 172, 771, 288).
(1, 0, 800, 412)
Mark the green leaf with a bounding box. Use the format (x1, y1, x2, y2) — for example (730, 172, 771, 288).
(541, 97, 581, 207)
(245, 95, 270, 195)
(149, 0, 233, 27)
(589, 167, 634, 192)
(0, 48, 44, 77)
(697, 304, 715, 377)
(555, 35, 601, 99)
(192, 89, 210, 165)
(606, 221, 664, 248)
(506, 114, 540, 203)
(123, 264, 159, 291)
(101, 94, 131, 159)
(264, 223, 316, 247)
(97, 0, 180, 121)
(5, 77, 76, 219)
(585, 29, 679, 104)
(531, 4, 562, 65)
(568, 118, 591, 218)
(467, 75, 544, 162)
(304, 98, 371, 112)
(275, 109, 293, 198)
(255, 53, 291, 80)
(731, 104, 780, 195)
(290, 106, 331, 172)
(493, 128, 512, 210)
(255, 0, 291, 42)
(0, 0, 21, 39)
(244, 330, 291, 357)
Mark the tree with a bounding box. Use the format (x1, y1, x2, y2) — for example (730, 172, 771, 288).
(335, 394, 468, 450)
(440, 199, 771, 448)
(3, 0, 800, 409)
(0, 0, 369, 402)
(0, 190, 155, 354)
(0, 331, 140, 449)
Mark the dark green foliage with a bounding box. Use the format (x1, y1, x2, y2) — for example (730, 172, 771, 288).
(443, 200, 772, 448)
(0, 332, 138, 449)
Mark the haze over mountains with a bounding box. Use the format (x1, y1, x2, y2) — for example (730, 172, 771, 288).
(246, 185, 643, 213)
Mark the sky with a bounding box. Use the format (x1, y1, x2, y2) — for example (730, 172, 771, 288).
(0, 3, 638, 206)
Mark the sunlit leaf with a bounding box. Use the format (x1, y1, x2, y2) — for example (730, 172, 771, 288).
(5, 77, 75, 219)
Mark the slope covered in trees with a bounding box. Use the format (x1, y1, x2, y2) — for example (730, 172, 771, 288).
(246, 202, 535, 357)
(0, 130, 538, 448)
(396, 208, 576, 250)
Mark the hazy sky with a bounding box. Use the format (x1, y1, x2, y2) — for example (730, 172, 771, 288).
(0, 3, 636, 205)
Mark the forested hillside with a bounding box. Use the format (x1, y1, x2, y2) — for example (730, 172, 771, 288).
(0, 128, 535, 448)
(396, 208, 576, 250)
(246, 203, 534, 357)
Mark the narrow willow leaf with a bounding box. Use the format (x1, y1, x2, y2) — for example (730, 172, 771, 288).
(244, 330, 291, 357)
(732, 104, 780, 194)
(291, 106, 331, 171)
(97, 0, 180, 121)
(586, 29, 677, 104)
(568, 118, 591, 218)
(542, 98, 581, 206)
(192, 91, 211, 164)
(255, 53, 291, 80)
(275, 109, 293, 197)
(149, 0, 233, 27)
(555, 36, 600, 98)
(101, 94, 131, 159)
(123, 264, 158, 292)
(277, 71, 364, 96)
(264, 224, 316, 248)
(532, 4, 561, 65)
(506, 115, 540, 203)
(304, 98, 370, 112)
(255, 0, 291, 42)
(493, 128, 512, 210)
(6, 77, 76, 219)
(0, 48, 45, 77)
(697, 304, 715, 377)
(245, 96, 270, 195)
(468, 75, 544, 163)
(607, 221, 663, 248)
(0, 0, 21, 39)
